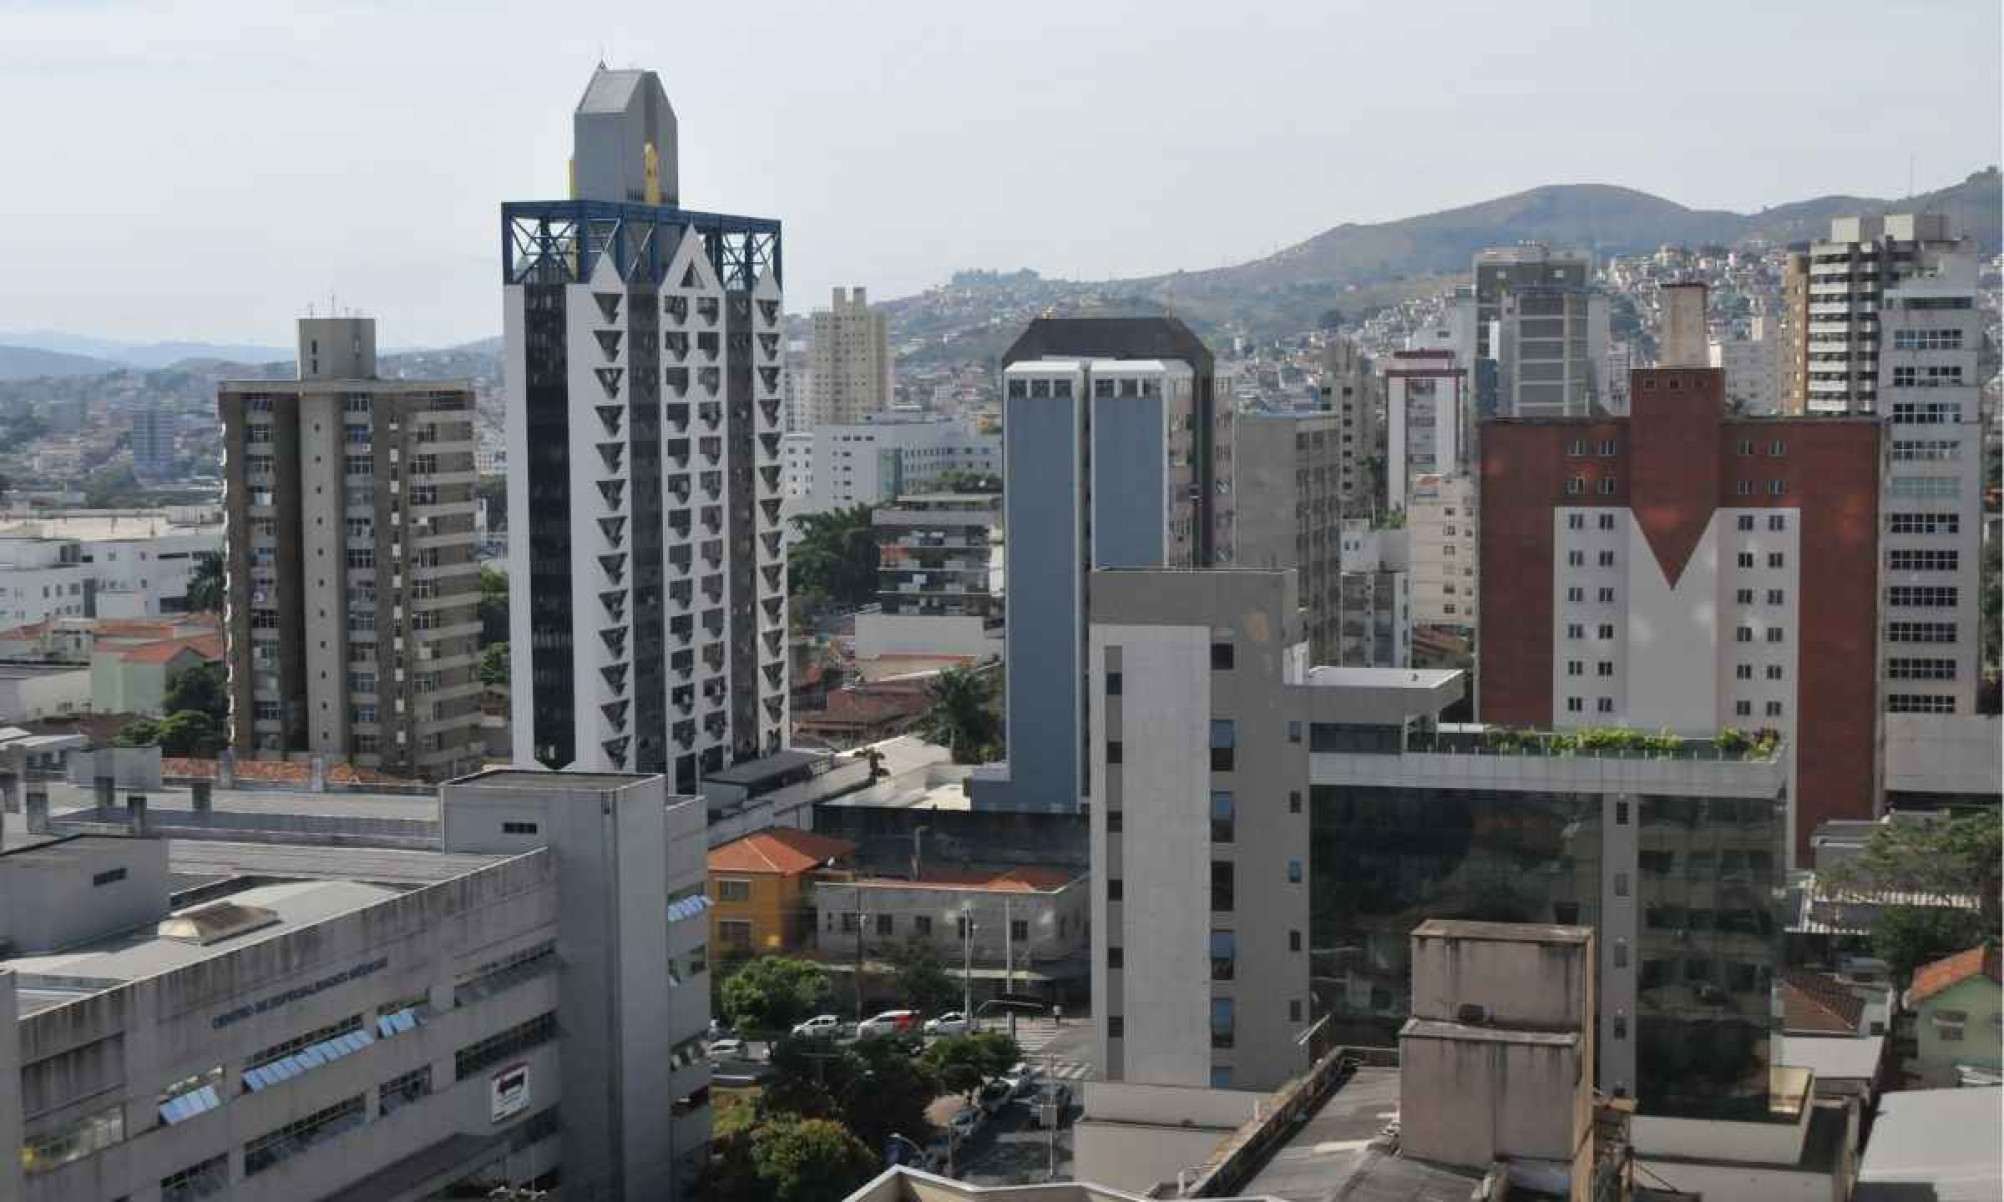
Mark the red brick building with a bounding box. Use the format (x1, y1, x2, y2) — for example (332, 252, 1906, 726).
(1479, 366, 1881, 862)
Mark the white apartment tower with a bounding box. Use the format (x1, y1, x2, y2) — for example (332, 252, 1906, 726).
(504, 67, 787, 787)
(1799, 214, 1963, 415)
(808, 286, 892, 426)
(1876, 236, 1983, 718)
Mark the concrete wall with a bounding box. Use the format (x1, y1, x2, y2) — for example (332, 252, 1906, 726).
(1908, 978, 2003, 1087)
(1398, 1032, 1583, 1167)
(0, 668, 90, 723)
(1408, 931, 1590, 1030)
(0, 837, 170, 954)
(1883, 714, 2002, 799)
(853, 613, 1001, 660)
(1073, 1081, 1262, 1196)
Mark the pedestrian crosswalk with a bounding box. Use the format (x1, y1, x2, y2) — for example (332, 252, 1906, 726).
(1000, 1018, 1095, 1081)
(1043, 1058, 1093, 1082)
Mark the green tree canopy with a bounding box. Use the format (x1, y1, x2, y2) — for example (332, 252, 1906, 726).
(478, 642, 510, 688)
(763, 1034, 939, 1154)
(719, 956, 832, 1035)
(885, 935, 960, 1016)
(919, 1031, 1020, 1101)
(788, 505, 879, 609)
(1871, 905, 1990, 987)
(748, 1117, 879, 1202)
(920, 665, 999, 765)
(1825, 809, 2002, 930)
(164, 660, 228, 724)
(183, 552, 224, 615)
(479, 566, 509, 646)
(115, 709, 224, 757)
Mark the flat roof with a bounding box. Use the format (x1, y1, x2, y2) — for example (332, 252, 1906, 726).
(1304, 666, 1461, 690)
(1235, 1067, 1424, 1201)
(1402, 1018, 1580, 1048)
(1856, 1088, 2004, 1202)
(704, 748, 827, 786)
(1412, 919, 1591, 945)
(0, 513, 223, 540)
(42, 779, 438, 823)
(448, 768, 657, 792)
(1773, 1034, 1885, 1082)
(3, 878, 404, 985)
(168, 839, 504, 887)
(0, 662, 89, 680)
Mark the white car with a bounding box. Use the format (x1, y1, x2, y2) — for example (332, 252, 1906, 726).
(705, 1038, 748, 1061)
(790, 1014, 843, 1039)
(1001, 1062, 1040, 1098)
(923, 1011, 972, 1037)
(948, 1107, 983, 1140)
(856, 1009, 920, 1038)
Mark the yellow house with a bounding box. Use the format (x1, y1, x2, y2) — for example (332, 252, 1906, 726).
(707, 827, 856, 959)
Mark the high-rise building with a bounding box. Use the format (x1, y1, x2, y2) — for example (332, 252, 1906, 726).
(130, 409, 172, 479)
(502, 67, 787, 785)
(1792, 214, 1963, 416)
(1477, 364, 1882, 863)
(218, 317, 484, 781)
(781, 415, 999, 518)
(1320, 338, 1379, 517)
(807, 287, 891, 427)
(1233, 411, 1343, 663)
(1876, 245, 1983, 719)
(1383, 349, 1469, 511)
(1088, 565, 1788, 1115)
(1337, 519, 1410, 668)
(967, 317, 1232, 813)
(1709, 313, 1785, 415)
(1406, 473, 1478, 629)
(1474, 245, 1608, 417)
(1779, 251, 1812, 415)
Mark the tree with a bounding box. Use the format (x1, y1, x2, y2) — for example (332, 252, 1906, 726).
(164, 661, 228, 724)
(719, 956, 832, 1035)
(183, 552, 224, 615)
(919, 1032, 1020, 1102)
(1872, 905, 1989, 988)
(931, 468, 1002, 494)
(478, 566, 509, 647)
(477, 474, 507, 533)
(479, 641, 510, 688)
(885, 935, 960, 1016)
(115, 709, 224, 756)
(788, 505, 879, 609)
(747, 1117, 879, 1202)
(1825, 809, 2002, 932)
(762, 1035, 938, 1155)
(1316, 307, 1346, 331)
(920, 665, 999, 764)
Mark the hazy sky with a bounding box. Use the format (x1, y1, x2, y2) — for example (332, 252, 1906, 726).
(2, 0, 1997, 347)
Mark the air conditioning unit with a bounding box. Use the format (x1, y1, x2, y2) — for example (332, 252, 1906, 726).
(1455, 1003, 1490, 1025)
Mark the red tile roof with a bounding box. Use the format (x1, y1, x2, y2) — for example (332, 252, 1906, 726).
(1908, 944, 2002, 1006)
(160, 757, 421, 787)
(1780, 970, 1865, 1035)
(709, 828, 857, 877)
(117, 633, 225, 664)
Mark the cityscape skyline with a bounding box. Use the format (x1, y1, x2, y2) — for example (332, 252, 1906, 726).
(1, 0, 1999, 346)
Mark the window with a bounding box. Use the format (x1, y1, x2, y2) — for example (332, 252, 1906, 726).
(914, 915, 933, 935)
(1735, 664, 1753, 681)
(1887, 658, 1957, 680)
(1766, 589, 1784, 605)
(1736, 625, 1753, 643)
(1612, 1015, 1628, 1040)
(1106, 879, 1122, 903)
(1211, 861, 1235, 912)
(1565, 477, 1584, 495)
(1211, 641, 1234, 670)
(1566, 697, 1584, 713)
(379, 1065, 432, 1116)
(1567, 660, 1583, 677)
(1932, 1009, 1967, 1041)
(22, 1104, 124, 1177)
(1888, 512, 1958, 535)
(1289, 790, 1302, 814)
(1597, 587, 1615, 604)
(1889, 586, 1957, 607)
(1735, 700, 1752, 717)
(1615, 801, 1630, 825)
(1614, 872, 1630, 898)
(1567, 623, 1584, 639)
(1567, 586, 1585, 603)
(1613, 939, 1629, 968)
(1598, 513, 1616, 531)
(1597, 477, 1617, 495)
(1105, 671, 1122, 695)
(1889, 549, 1959, 572)
(1889, 476, 1960, 500)
(1738, 552, 1755, 569)
(1106, 945, 1123, 969)
(92, 867, 127, 887)
(1211, 930, 1236, 980)
(1767, 552, 1784, 569)
(1737, 515, 1755, 531)
(1766, 628, 1784, 644)
(1105, 740, 1122, 765)
(244, 1095, 366, 1176)
(1597, 697, 1614, 714)
(1209, 720, 1236, 770)
(1766, 665, 1784, 681)
(1736, 588, 1754, 605)
(1598, 623, 1614, 639)
(1568, 513, 1585, 530)
(161, 1154, 230, 1202)
(1288, 859, 1303, 883)
(1211, 998, 1235, 1048)
(1568, 550, 1585, 567)
(1597, 661, 1614, 677)
(1764, 701, 1784, 717)
(1736, 439, 1754, 456)
(456, 1012, 557, 1080)
(1889, 693, 1956, 714)
(1887, 621, 1958, 644)
(1598, 550, 1616, 567)
(1107, 811, 1122, 833)
(1767, 514, 1785, 531)
(717, 878, 751, 903)
(1599, 439, 1617, 457)
(1107, 1016, 1124, 1038)
(1210, 791, 1235, 843)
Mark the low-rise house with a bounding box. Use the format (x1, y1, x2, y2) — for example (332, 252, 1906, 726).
(1901, 944, 2002, 1087)
(89, 631, 223, 716)
(807, 865, 1089, 1007)
(1855, 1087, 2003, 1202)
(707, 827, 857, 959)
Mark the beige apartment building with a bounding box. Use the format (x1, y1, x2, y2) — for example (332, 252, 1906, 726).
(808, 286, 892, 426)
(1406, 473, 1477, 629)
(218, 317, 484, 781)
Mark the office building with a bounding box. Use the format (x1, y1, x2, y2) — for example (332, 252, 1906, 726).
(503, 66, 787, 784)
(807, 287, 892, 427)
(1406, 474, 1478, 629)
(854, 493, 1002, 660)
(967, 317, 1232, 813)
(0, 767, 712, 1202)
(1320, 339, 1379, 517)
(1791, 214, 1963, 416)
(0, 508, 224, 624)
(218, 318, 483, 782)
(130, 410, 173, 479)
(1474, 245, 1608, 417)
(1087, 566, 1790, 1116)
(1478, 364, 1881, 863)
(1779, 251, 1813, 415)
(782, 416, 999, 519)
(1232, 411, 1343, 663)
(1336, 519, 1410, 668)
(1874, 241, 1983, 719)
(1383, 349, 1469, 511)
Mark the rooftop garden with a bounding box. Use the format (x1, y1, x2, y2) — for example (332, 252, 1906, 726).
(1409, 725, 1783, 761)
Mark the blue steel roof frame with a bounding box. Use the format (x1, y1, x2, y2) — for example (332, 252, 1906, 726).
(503, 199, 782, 292)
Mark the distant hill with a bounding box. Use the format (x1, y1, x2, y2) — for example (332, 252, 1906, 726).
(0, 344, 126, 380)
(881, 168, 2001, 345)
(0, 331, 295, 370)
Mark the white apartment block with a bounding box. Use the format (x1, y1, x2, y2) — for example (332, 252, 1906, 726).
(808, 287, 892, 426)
(1800, 214, 1962, 415)
(1384, 350, 1468, 511)
(782, 417, 999, 519)
(1709, 319, 1785, 415)
(1876, 252, 1983, 717)
(1407, 473, 1477, 628)
(1337, 519, 1411, 668)
(504, 67, 787, 786)
(0, 509, 224, 624)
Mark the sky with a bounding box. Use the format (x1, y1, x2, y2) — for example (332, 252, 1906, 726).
(1, 0, 1998, 348)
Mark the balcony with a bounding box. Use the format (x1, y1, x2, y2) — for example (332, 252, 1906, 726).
(699, 402, 722, 430)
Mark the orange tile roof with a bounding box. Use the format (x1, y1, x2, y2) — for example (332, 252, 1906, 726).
(1908, 944, 2002, 1006)
(117, 633, 225, 664)
(709, 828, 857, 877)
(1780, 970, 1865, 1034)
(160, 757, 421, 787)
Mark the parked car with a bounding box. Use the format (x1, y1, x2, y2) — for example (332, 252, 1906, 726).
(1001, 1062, 1040, 1098)
(704, 1038, 748, 1061)
(791, 1014, 844, 1039)
(975, 1078, 1013, 1115)
(1027, 1082, 1073, 1129)
(923, 1010, 972, 1037)
(857, 1009, 921, 1038)
(948, 1106, 984, 1140)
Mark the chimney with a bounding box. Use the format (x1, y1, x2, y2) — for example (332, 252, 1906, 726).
(217, 748, 236, 790)
(94, 774, 115, 811)
(191, 780, 212, 813)
(126, 793, 148, 836)
(1660, 282, 1710, 368)
(24, 786, 49, 834)
(309, 754, 327, 793)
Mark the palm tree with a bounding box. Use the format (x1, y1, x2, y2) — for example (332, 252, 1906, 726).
(184, 552, 225, 614)
(921, 665, 999, 764)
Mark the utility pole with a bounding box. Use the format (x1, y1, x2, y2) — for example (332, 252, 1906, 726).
(1003, 896, 1016, 1043)
(960, 901, 975, 1025)
(853, 883, 866, 1028)
(911, 824, 928, 881)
